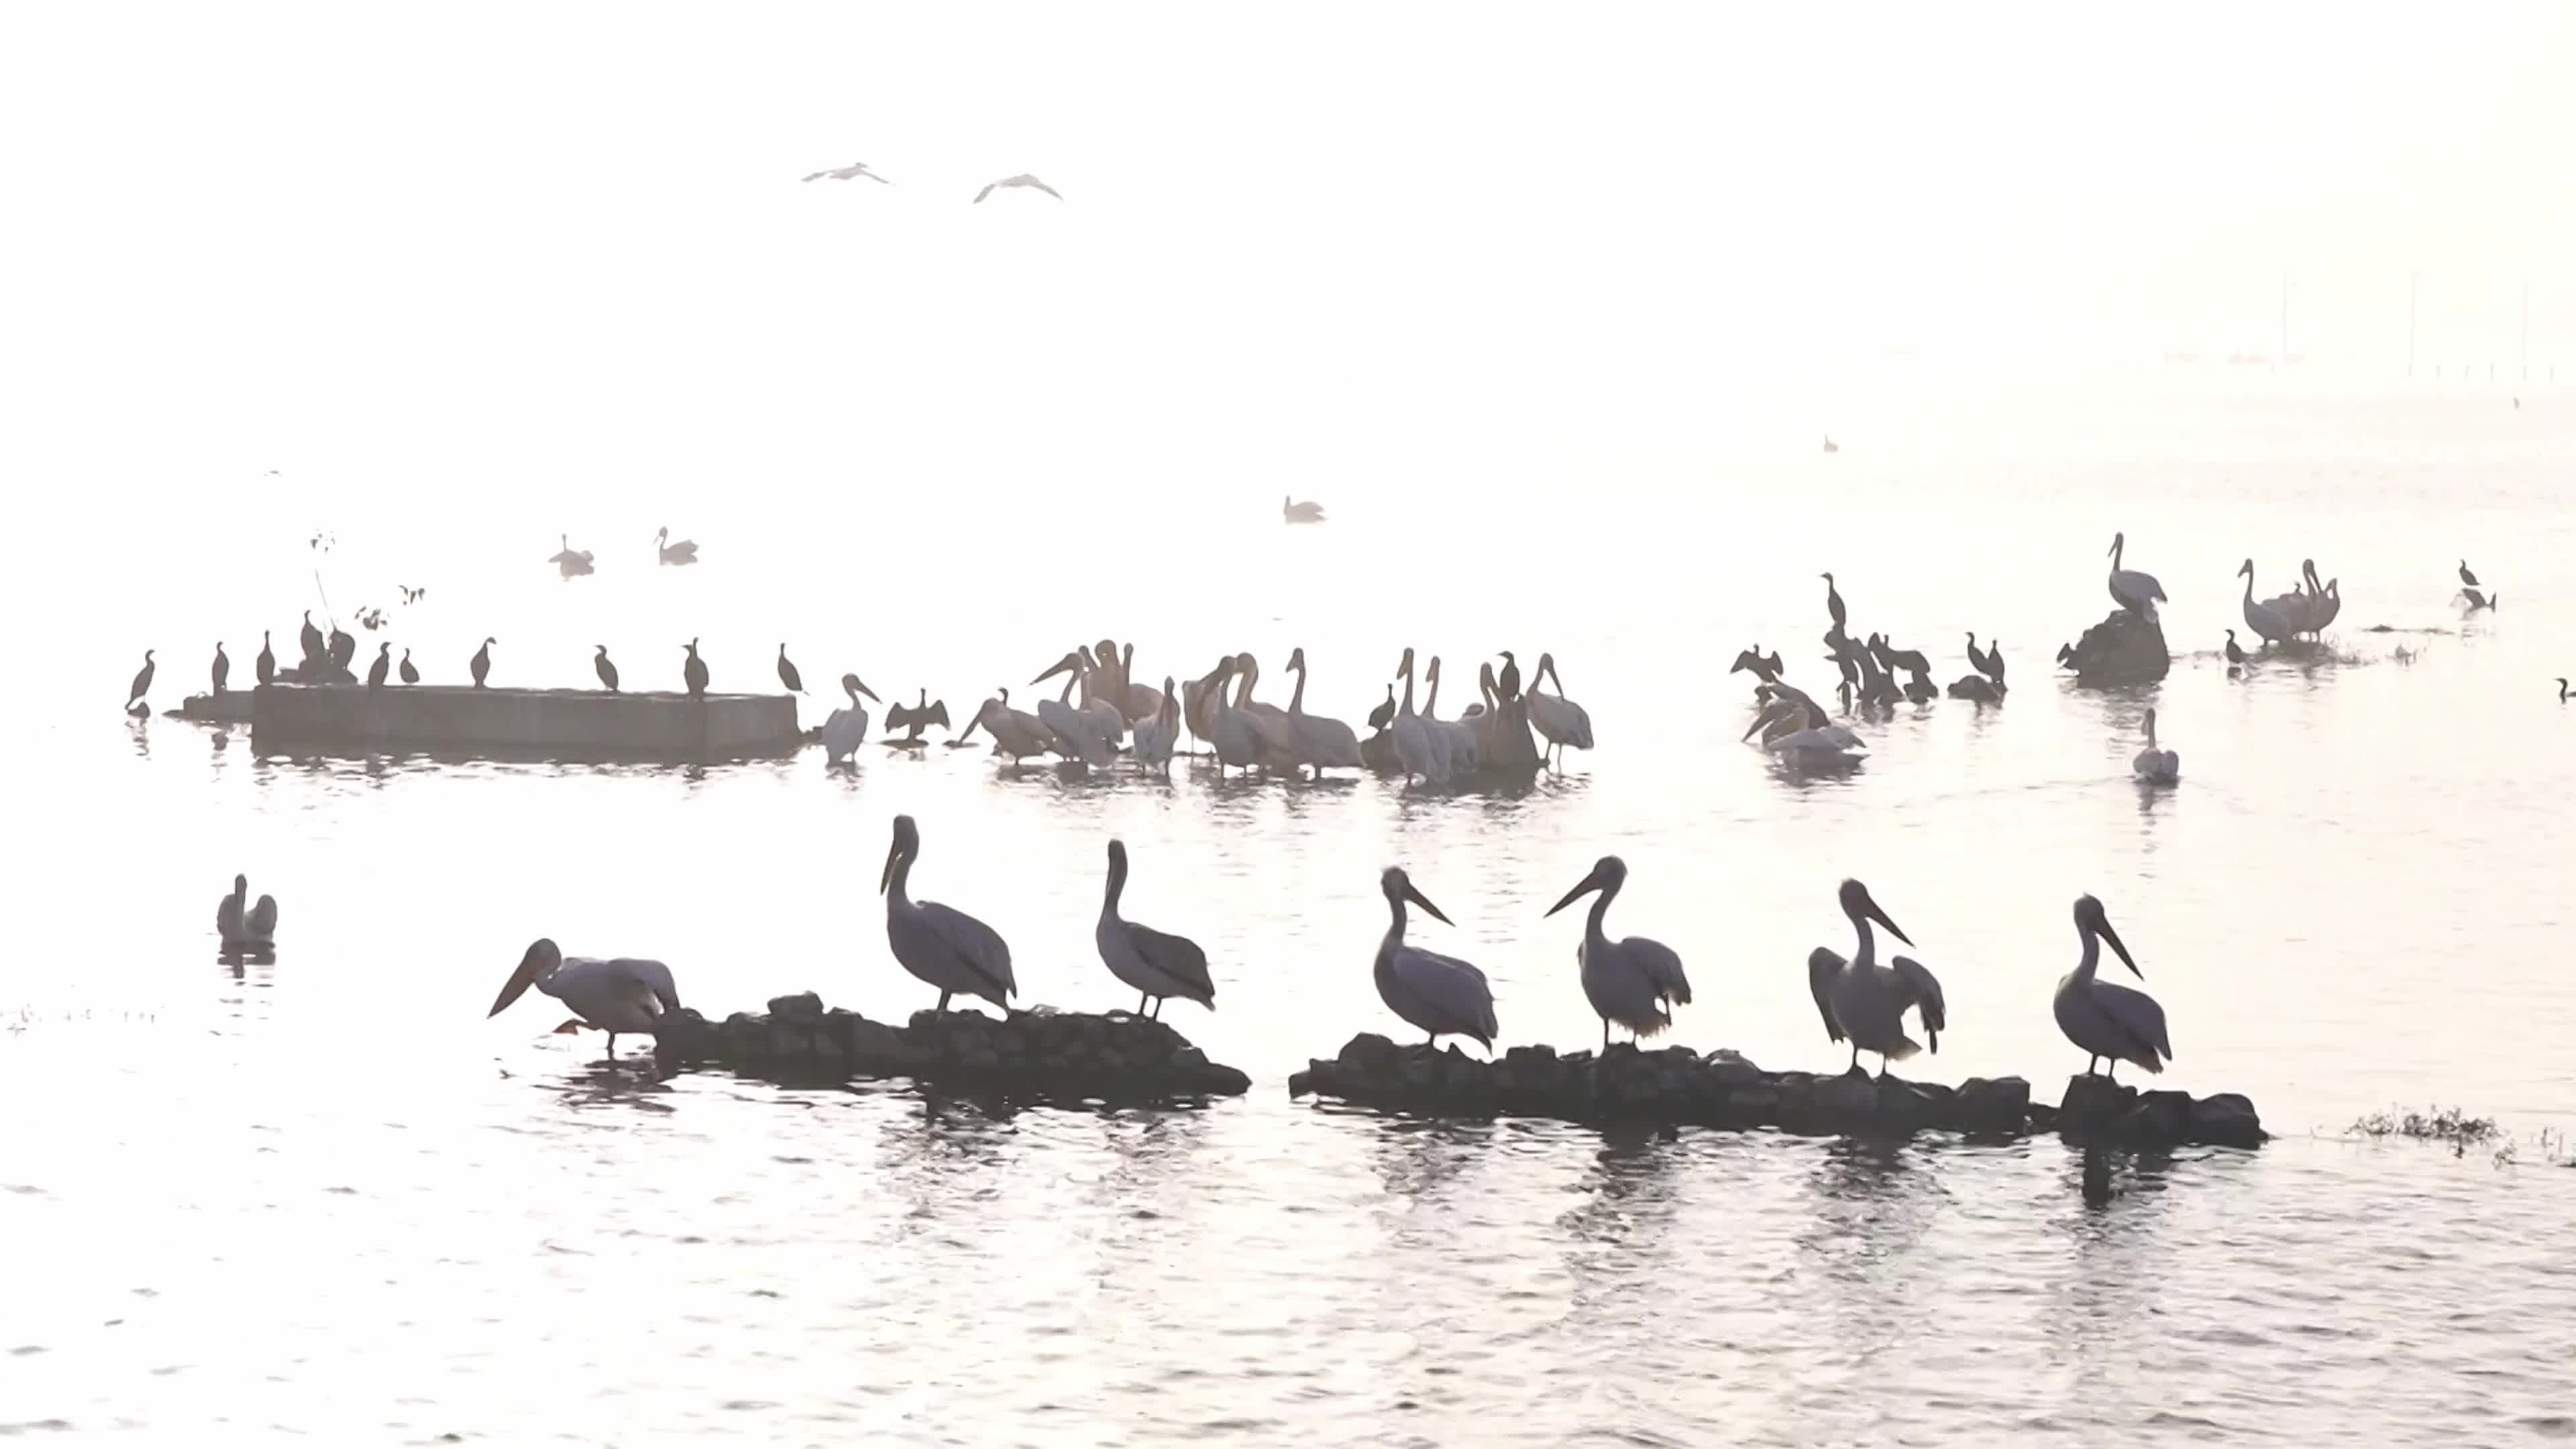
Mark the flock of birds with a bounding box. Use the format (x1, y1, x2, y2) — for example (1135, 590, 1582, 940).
(800, 162, 1065, 204)
(466, 814, 2174, 1091)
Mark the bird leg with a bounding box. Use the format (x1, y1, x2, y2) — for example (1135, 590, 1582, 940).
(603, 1031, 618, 1064)
(1601, 1018, 1611, 1052)
(2105, 1059, 2119, 1083)
(936, 990, 952, 1014)
(2086, 1054, 2100, 1076)
(1136, 990, 1149, 1017)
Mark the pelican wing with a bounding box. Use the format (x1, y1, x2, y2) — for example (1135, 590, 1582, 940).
(911, 899, 1017, 1004)
(1807, 947, 1847, 1042)
(973, 182, 998, 203)
(1392, 945, 1497, 1044)
(1888, 956, 1945, 1051)
(2087, 977, 2171, 1065)
(1620, 934, 1691, 1006)
(552, 956, 681, 1030)
(1121, 921, 1214, 1004)
(1293, 712, 1363, 768)
(216, 891, 244, 939)
(245, 894, 278, 943)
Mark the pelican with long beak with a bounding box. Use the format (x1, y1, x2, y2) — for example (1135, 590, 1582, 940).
(1807, 878, 1946, 1075)
(1546, 855, 1690, 1048)
(1095, 839, 1215, 1018)
(1523, 651, 1593, 769)
(881, 814, 1015, 1014)
(820, 674, 880, 766)
(957, 688, 1055, 763)
(2107, 532, 2166, 617)
(487, 938, 681, 1065)
(2053, 894, 2171, 1079)
(1373, 867, 1497, 1052)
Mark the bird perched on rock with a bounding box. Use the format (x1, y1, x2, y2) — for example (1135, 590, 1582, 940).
(777, 645, 805, 695)
(682, 639, 709, 698)
(594, 646, 620, 692)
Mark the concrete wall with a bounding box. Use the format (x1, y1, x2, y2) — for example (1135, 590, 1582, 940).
(252, 684, 800, 757)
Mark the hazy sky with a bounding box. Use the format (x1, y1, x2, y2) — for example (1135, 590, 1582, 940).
(3, 3, 2569, 508)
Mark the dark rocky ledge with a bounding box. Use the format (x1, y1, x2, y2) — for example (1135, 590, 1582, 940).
(1289, 1034, 2265, 1147)
(650, 992, 1252, 1099)
(2067, 607, 2171, 686)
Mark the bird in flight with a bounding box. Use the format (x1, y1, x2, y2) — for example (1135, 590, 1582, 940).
(803, 160, 889, 184)
(974, 173, 1062, 203)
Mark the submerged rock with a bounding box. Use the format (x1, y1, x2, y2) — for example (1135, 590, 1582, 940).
(2068, 608, 2171, 686)
(651, 996, 1249, 1099)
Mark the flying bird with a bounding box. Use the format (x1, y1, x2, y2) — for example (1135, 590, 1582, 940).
(974, 172, 1062, 203)
(802, 160, 889, 183)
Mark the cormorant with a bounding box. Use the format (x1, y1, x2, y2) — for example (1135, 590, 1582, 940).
(2224, 630, 2249, 665)
(1366, 685, 1396, 733)
(211, 642, 229, 695)
(682, 639, 709, 698)
(470, 637, 494, 688)
(366, 643, 391, 690)
(886, 689, 951, 743)
(594, 646, 620, 692)
(299, 611, 325, 665)
(2458, 559, 2480, 588)
(127, 650, 156, 708)
(1821, 572, 1847, 631)
(1497, 651, 1521, 702)
(328, 626, 356, 672)
(777, 645, 805, 694)
(398, 649, 419, 684)
(256, 631, 276, 686)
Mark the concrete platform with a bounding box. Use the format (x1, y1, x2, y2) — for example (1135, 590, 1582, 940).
(176, 692, 256, 724)
(249, 682, 800, 757)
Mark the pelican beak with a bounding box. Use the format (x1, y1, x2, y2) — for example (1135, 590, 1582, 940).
(879, 841, 900, 894)
(488, 943, 545, 1018)
(1546, 869, 1602, 917)
(1030, 653, 1076, 686)
(2098, 916, 2142, 979)
(1868, 900, 1915, 947)
(1741, 710, 1770, 743)
(1404, 882, 1453, 926)
(853, 678, 880, 703)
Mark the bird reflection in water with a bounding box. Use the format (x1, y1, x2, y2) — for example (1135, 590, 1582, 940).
(2047, 1145, 2180, 1377)
(1559, 1126, 1684, 1255)
(1367, 1116, 1491, 1202)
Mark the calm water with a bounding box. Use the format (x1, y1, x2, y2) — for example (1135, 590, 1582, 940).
(5, 389, 2575, 1444)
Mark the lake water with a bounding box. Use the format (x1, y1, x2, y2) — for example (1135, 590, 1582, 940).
(5, 384, 2574, 1444)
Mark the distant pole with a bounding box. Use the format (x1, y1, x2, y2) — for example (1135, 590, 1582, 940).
(2407, 270, 2418, 378)
(2279, 273, 2289, 368)
(2522, 283, 2530, 380)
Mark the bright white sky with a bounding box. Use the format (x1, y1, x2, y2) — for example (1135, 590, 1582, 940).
(2, 3, 2570, 510)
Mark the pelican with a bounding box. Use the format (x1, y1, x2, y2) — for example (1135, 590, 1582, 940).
(1421, 656, 1477, 780)
(1745, 686, 1864, 765)
(881, 815, 1015, 1014)
(1523, 652, 1593, 770)
(367, 642, 392, 690)
(821, 674, 880, 765)
(655, 527, 698, 566)
(802, 160, 888, 183)
(1281, 495, 1326, 524)
(681, 639, 709, 698)
(1371, 867, 1497, 1051)
(1230, 653, 1304, 771)
(1283, 647, 1362, 779)
(1181, 655, 1232, 749)
(1546, 855, 1690, 1049)
(2237, 560, 2293, 643)
(2131, 708, 2180, 784)
(488, 938, 680, 1064)
(2106, 532, 2165, 616)
(211, 643, 229, 695)
(1821, 572, 1847, 631)
(215, 873, 278, 949)
(973, 172, 1062, 203)
(1032, 649, 1118, 767)
(777, 645, 806, 695)
(958, 688, 1055, 763)
(470, 637, 495, 688)
(398, 649, 419, 684)
(1131, 681, 1181, 773)
(1095, 840, 1214, 1018)
(1947, 674, 2002, 702)
(1110, 643, 1167, 724)
(2459, 559, 2481, 588)
(2223, 629, 2249, 665)
(884, 688, 949, 746)
(1202, 658, 1263, 777)
(1807, 879, 1945, 1075)
(2053, 894, 2171, 1079)
(125, 650, 155, 708)
(2301, 559, 2341, 634)
(551, 534, 595, 580)
(594, 646, 620, 692)
(1388, 649, 1438, 784)
(256, 632, 276, 686)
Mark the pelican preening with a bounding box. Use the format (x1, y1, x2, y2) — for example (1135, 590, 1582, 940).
(2053, 895, 2171, 1079)
(820, 674, 880, 765)
(884, 688, 950, 746)
(551, 534, 596, 580)
(882, 814, 1016, 1014)
(1373, 867, 1497, 1051)
(1746, 684, 1865, 767)
(1032, 648, 1121, 768)
(470, 637, 495, 688)
(1281, 495, 1326, 524)
(2106, 532, 2166, 618)
(1096, 840, 1215, 1019)
(974, 172, 1062, 203)
(2131, 708, 2180, 785)
(1547, 856, 1691, 1049)
(594, 646, 621, 692)
(681, 639, 710, 698)
(126, 650, 156, 709)
(215, 873, 278, 951)
(802, 160, 889, 183)
(959, 688, 1056, 763)
(655, 527, 698, 567)
(1130, 682, 1181, 772)
(489, 938, 680, 1065)
(1807, 879, 1945, 1076)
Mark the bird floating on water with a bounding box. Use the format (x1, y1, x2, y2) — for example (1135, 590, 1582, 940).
(488, 938, 680, 1065)
(1096, 839, 1215, 1020)
(802, 160, 889, 183)
(656, 527, 698, 567)
(1807, 879, 1945, 1076)
(551, 534, 594, 580)
(881, 814, 1016, 1015)
(2053, 895, 2170, 1081)
(2131, 708, 2180, 784)
(1281, 494, 1326, 524)
(1371, 866, 1496, 1053)
(215, 873, 278, 951)
(2224, 629, 2249, 665)
(973, 172, 1061, 203)
(1547, 855, 1690, 1049)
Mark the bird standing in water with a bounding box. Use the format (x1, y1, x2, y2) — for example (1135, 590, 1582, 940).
(126, 650, 156, 710)
(2224, 630, 2249, 665)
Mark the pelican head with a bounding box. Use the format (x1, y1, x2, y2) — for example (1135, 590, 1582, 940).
(1546, 855, 1627, 916)
(1287, 646, 1308, 672)
(1397, 646, 1415, 678)
(1379, 866, 1452, 926)
(1031, 649, 1084, 686)
(490, 937, 563, 1016)
(2108, 531, 2127, 559)
(842, 673, 877, 702)
(1837, 878, 1914, 946)
(657, 527, 667, 543)
(232, 873, 247, 896)
(2237, 557, 2254, 579)
(2075, 894, 2141, 978)
(880, 814, 921, 894)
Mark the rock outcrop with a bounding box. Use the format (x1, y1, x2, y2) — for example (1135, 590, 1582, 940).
(651, 992, 1251, 1099)
(2068, 608, 2170, 686)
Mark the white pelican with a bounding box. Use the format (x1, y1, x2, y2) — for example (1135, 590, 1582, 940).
(1745, 685, 1865, 766)
(881, 814, 1016, 1014)
(1372, 867, 1497, 1052)
(1076, 647, 1129, 746)
(973, 172, 1062, 203)
(1523, 653, 1593, 770)
(1106, 641, 1167, 724)
(215, 873, 278, 949)
(1229, 653, 1304, 772)
(1546, 855, 1690, 1049)
(1181, 655, 1232, 751)
(821, 674, 880, 765)
(959, 688, 1055, 763)
(1131, 679, 1181, 773)
(2131, 708, 2180, 784)
(655, 527, 698, 566)
(1282, 495, 1326, 524)
(488, 938, 680, 1063)
(2237, 559, 2293, 644)
(802, 160, 889, 183)
(2302, 560, 2341, 633)
(1032, 650, 1118, 767)
(1389, 648, 1438, 785)
(2053, 894, 2171, 1079)
(1807, 879, 1945, 1075)
(551, 534, 595, 579)
(1201, 659, 1260, 776)
(2106, 531, 2165, 616)
(126, 650, 155, 709)
(1282, 647, 1362, 779)
(1421, 656, 1477, 780)
(1095, 839, 1215, 1018)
